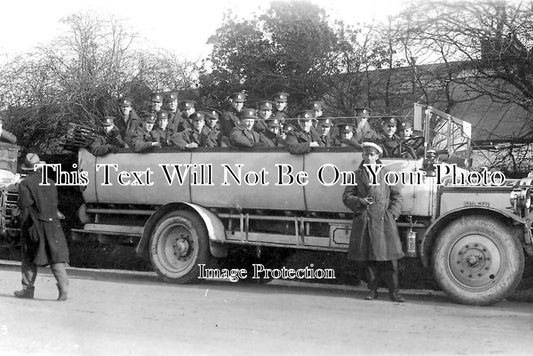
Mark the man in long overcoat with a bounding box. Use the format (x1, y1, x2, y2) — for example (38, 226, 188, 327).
(342, 142, 405, 302)
(14, 153, 69, 301)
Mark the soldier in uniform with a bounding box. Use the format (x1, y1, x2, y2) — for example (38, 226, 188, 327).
(0, 117, 17, 144)
(315, 117, 334, 147)
(177, 100, 197, 132)
(203, 108, 224, 148)
(335, 123, 362, 148)
(166, 91, 182, 134)
(90, 116, 126, 156)
(272, 92, 289, 123)
(354, 107, 380, 144)
(229, 108, 268, 149)
(310, 100, 325, 133)
(14, 153, 69, 301)
(399, 120, 413, 140)
(342, 142, 404, 302)
(149, 93, 164, 114)
(115, 97, 141, 141)
(171, 112, 208, 150)
(255, 100, 275, 134)
(285, 110, 321, 154)
(221, 91, 246, 137)
(378, 117, 402, 157)
(262, 118, 285, 148)
(151, 111, 173, 147)
(129, 112, 161, 152)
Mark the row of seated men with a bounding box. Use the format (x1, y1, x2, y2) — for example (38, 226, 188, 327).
(90, 91, 417, 157)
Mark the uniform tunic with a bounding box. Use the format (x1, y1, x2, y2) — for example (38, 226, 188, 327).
(89, 128, 126, 156)
(342, 162, 404, 261)
(285, 128, 320, 154)
(229, 126, 267, 148)
(171, 128, 207, 150)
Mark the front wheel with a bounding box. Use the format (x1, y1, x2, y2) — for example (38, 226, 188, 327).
(432, 215, 524, 305)
(149, 210, 210, 283)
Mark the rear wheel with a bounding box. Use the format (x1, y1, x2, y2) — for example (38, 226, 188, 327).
(149, 210, 210, 283)
(432, 215, 524, 305)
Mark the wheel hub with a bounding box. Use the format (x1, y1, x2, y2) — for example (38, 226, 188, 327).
(173, 234, 192, 260)
(449, 235, 502, 289)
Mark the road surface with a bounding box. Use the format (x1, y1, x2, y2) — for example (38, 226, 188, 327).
(0, 262, 532, 356)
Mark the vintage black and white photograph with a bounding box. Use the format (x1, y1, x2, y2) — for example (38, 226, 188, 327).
(0, 0, 532, 355)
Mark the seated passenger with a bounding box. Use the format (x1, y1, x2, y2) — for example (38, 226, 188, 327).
(335, 123, 362, 149)
(354, 107, 380, 143)
(203, 108, 224, 148)
(166, 92, 182, 134)
(272, 92, 289, 125)
(0, 117, 17, 144)
(221, 91, 246, 137)
(316, 118, 333, 147)
(115, 97, 141, 140)
(129, 112, 161, 152)
(254, 100, 274, 134)
(171, 112, 208, 150)
(90, 116, 126, 156)
(285, 110, 321, 154)
(262, 118, 285, 147)
(177, 100, 197, 132)
(151, 111, 173, 147)
(378, 117, 402, 157)
(229, 108, 268, 148)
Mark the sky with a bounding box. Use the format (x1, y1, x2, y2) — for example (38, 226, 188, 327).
(0, 0, 407, 62)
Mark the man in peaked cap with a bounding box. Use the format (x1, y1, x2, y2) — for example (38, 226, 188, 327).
(151, 111, 173, 147)
(171, 112, 208, 150)
(177, 100, 197, 132)
(254, 100, 275, 134)
(90, 116, 127, 156)
(166, 91, 183, 134)
(149, 93, 164, 114)
(354, 107, 380, 144)
(129, 112, 161, 152)
(342, 140, 405, 303)
(399, 120, 413, 140)
(115, 97, 141, 140)
(316, 117, 334, 147)
(262, 117, 285, 147)
(285, 110, 321, 154)
(221, 91, 247, 137)
(335, 123, 362, 148)
(272, 92, 290, 121)
(378, 116, 402, 157)
(14, 153, 70, 301)
(229, 108, 268, 149)
(203, 107, 224, 148)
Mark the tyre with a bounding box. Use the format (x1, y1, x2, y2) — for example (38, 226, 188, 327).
(149, 210, 210, 283)
(432, 215, 524, 305)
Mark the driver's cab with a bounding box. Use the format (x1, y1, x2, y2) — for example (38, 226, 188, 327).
(414, 103, 473, 173)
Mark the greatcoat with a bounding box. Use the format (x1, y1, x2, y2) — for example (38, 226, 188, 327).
(18, 171, 69, 266)
(342, 161, 404, 261)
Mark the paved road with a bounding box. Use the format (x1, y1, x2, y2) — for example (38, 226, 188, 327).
(0, 262, 532, 356)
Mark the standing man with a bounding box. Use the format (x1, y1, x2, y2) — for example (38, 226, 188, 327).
(14, 153, 69, 301)
(166, 91, 182, 134)
(115, 97, 140, 140)
(342, 142, 404, 302)
(221, 91, 246, 137)
(316, 117, 333, 147)
(255, 100, 274, 134)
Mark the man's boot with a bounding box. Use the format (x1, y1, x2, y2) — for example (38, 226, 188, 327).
(384, 261, 404, 303)
(364, 264, 378, 300)
(51, 263, 68, 301)
(14, 286, 35, 299)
